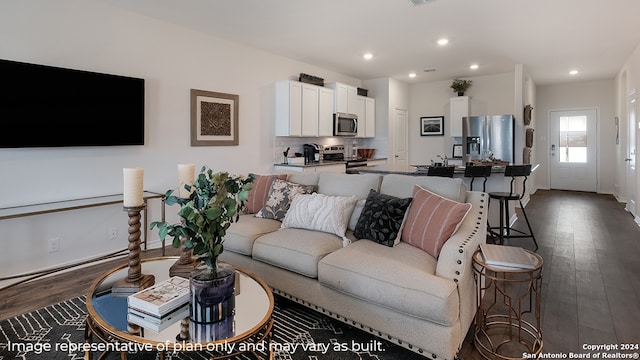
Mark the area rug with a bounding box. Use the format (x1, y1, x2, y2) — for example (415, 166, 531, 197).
(0, 295, 428, 359)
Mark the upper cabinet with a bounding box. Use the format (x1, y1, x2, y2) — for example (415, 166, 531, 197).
(449, 96, 469, 137)
(275, 80, 334, 137)
(328, 82, 375, 138)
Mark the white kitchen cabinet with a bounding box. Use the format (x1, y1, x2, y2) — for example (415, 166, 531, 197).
(328, 82, 358, 115)
(449, 96, 469, 137)
(275, 80, 334, 137)
(318, 86, 334, 137)
(356, 96, 375, 138)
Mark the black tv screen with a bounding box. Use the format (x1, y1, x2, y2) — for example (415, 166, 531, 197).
(0, 59, 145, 148)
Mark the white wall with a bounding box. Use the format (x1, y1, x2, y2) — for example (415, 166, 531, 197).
(0, 0, 361, 279)
(408, 72, 516, 165)
(535, 79, 616, 194)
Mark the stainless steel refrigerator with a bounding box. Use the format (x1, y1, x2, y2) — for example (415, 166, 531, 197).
(462, 115, 515, 163)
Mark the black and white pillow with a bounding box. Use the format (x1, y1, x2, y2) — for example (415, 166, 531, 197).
(353, 189, 412, 247)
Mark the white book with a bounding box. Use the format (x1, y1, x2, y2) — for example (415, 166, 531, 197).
(479, 243, 537, 270)
(128, 303, 189, 324)
(127, 304, 189, 332)
(127, 276, 190, 317)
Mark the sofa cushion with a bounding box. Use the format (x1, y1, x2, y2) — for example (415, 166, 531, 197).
(223, 214, 282, 255)
(244, 174, 287, 214)
(318, 240, 459, 325)
(379, 174, 466, 203)
(317, 172, 382, 199)
(282, 193, 358, 241)
(252, 228, 344, 278)
(256, 178, 316, 221)
(353, 189, 412, 247)
(402, 185, 472, 258)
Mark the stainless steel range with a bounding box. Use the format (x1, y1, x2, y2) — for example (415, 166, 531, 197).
(322, 145, 345, 161)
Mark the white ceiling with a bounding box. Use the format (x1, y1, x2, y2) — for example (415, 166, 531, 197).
(100, 0, 640, 85)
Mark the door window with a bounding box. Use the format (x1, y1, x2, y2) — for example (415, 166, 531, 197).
(558, 115, 587, 163)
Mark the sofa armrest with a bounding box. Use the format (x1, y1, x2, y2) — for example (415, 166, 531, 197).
(435, 191, 487, 282)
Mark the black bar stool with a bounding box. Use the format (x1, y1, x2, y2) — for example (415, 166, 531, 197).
(487, 165, 538, 251)
(427, 165, 455, 178)
(464, 164, 492, 192)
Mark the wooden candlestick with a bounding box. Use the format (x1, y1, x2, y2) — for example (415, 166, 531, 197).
(169, 237, 198, 278)
(112, 205, 155, 297)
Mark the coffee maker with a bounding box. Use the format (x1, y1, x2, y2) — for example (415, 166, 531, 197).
(303, 144, 320, 164)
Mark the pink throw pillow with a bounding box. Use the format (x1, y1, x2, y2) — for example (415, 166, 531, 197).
(245, 174, 287, 214)
(401, 185, 472, 258)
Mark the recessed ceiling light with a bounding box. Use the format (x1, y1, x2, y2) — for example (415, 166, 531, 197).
(470, 64, 479, 70)
(408, 0, 435, 5)
(363, 53, 373, 60)
(409, 73, 417, 78)
(569, 70, 579, 75)
(437, 38, 449, 46)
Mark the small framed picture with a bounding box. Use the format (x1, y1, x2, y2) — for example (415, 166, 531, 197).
(191, 89, 239, 146)
(420, 116, 444, 136)
(452, 144, 463, 159)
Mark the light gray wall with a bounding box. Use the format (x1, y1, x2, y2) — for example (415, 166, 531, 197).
(0, 0, 361, 279)
(535, 79, 616, 194)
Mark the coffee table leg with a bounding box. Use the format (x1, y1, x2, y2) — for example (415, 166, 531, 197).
(84, 318, 93, 360)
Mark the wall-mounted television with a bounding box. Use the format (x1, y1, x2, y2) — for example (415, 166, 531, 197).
(0, 59, 145, 148)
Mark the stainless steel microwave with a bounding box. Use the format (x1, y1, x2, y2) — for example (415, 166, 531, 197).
(333, 112, 358, 136)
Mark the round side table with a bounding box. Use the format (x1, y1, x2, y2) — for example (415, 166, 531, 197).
(472, 248, 543, 359)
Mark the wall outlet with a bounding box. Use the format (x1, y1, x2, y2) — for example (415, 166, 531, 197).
(109, 227, 118, 240)
(47, 237, 60, 253)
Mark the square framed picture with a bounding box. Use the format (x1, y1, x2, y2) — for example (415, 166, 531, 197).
(420, 116, 444, 136)
(190, 89, 239, 146)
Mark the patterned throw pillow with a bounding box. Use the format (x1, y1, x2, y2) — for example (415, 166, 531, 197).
(256, 178, 316, 221)
(244, 174, 287, 214)
(401, 185, 472, 258)
(353, 189, 412, 247)
(282, 193, 358, 240)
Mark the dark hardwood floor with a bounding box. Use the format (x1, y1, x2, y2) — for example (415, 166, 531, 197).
(1, 190, 639, 358)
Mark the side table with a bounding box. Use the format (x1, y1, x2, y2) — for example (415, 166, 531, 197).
(472, 248, 543, 359)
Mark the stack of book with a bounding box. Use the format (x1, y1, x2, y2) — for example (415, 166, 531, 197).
(479, 243, 537, 270)
(127, 276, 190, 332)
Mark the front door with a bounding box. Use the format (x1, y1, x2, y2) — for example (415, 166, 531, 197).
(549, 109, 598, 192)
(393, 108, 408, 166)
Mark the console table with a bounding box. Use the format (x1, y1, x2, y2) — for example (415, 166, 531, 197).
(0, 191, 165, 290)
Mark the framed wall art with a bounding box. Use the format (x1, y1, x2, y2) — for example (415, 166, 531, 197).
(420, 116, 444, 136)
(190, 89, 239, 146)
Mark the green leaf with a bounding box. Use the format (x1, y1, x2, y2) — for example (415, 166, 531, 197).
(206, 207, 223, 221)
(172, 237, 182, 248)
(238, 190, 248, 202)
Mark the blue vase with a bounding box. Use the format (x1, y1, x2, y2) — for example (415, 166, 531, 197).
(189, 262, 236, 324)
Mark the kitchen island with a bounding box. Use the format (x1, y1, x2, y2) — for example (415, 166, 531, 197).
(352, 164, 538, 230)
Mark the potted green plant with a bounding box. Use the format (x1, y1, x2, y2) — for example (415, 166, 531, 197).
(151, 166, 254, 323)
(450, 79, 472, 96)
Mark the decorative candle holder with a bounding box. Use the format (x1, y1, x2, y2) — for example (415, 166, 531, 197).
(112, 205, 155, 297)
(169, 237, 198, 278)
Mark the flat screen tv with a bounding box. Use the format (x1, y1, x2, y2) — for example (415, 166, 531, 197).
(0, 59, 145, 148)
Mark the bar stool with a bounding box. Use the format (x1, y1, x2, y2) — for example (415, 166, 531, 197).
(488, 165, 538, 251)
(427, 165, 455, 178)
(464, 164, 492, 192)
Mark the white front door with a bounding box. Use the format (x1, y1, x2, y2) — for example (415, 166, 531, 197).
(393, 108, 408, 166)
(549, 109, 598, 192)
(626, 92, 637, 218)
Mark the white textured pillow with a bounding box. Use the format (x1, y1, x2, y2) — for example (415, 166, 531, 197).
(282, 193, 358, 243)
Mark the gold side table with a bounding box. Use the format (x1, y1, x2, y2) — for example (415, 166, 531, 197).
(472, 248, 543, 359)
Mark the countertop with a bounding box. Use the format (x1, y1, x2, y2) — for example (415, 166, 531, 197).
(351, 164, 538, 176)
(274, 158, 387, 168)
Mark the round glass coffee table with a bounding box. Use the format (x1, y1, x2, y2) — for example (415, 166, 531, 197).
(85, 257, 274, 359)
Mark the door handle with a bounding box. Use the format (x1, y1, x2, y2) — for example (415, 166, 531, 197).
(625, 158, 632, 161)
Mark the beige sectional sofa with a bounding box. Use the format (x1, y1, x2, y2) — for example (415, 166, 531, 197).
(219, 172, 487, 359)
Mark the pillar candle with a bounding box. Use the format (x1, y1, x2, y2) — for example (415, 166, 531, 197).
(178, 163, 195, 198)
(123, 167, 144, 207)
